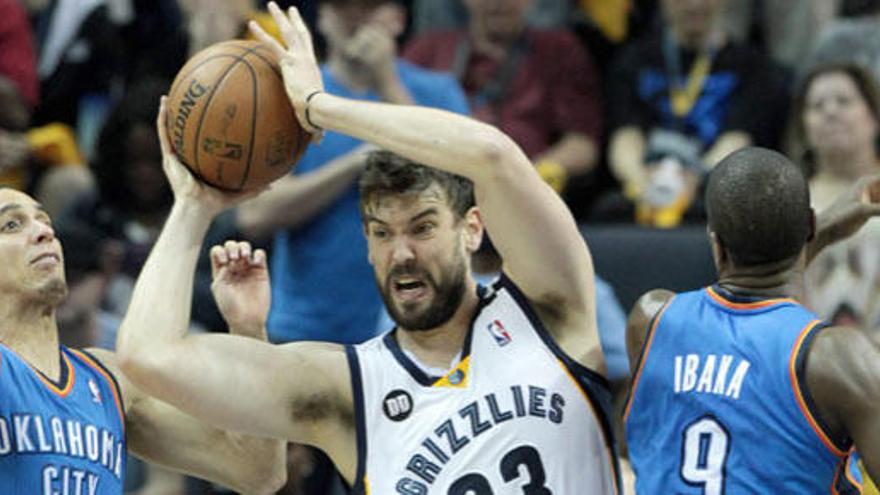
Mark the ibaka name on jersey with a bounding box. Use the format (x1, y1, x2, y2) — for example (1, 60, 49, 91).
(0, 412, 124, 494)
(396, 384, 565, 494)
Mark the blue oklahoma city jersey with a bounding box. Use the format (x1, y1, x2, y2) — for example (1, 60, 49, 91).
(0, 344, 126, 494)
(625, 286, 861, 494)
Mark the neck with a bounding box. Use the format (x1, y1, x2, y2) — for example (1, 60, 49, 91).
(327, 52, 374, 93)
(396, 280, 480, 370)
(716, 257, 806, 302)
(815, 147, 879, 181)
(0, 297, 61, 379)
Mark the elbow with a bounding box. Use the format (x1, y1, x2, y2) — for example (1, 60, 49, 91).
(473, 126, 528, 178)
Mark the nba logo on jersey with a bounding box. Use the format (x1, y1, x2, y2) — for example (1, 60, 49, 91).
(88, 379, 102, 404)
(488, 319, 512, 346)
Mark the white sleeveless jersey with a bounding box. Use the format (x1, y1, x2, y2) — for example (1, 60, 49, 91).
(345, 276, 620, 494)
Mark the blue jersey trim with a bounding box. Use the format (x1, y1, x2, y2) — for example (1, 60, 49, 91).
(495, 273, 621, 492)
(346, 344, 367, 494)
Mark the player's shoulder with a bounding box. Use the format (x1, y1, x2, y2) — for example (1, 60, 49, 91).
(630, 289, 677, 327)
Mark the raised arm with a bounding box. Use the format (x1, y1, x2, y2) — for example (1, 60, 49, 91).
(251, 3, 600, 367)
(115, 99, 356, 476)
(806, 174, 880, 264)
(83, 348, 285, 494)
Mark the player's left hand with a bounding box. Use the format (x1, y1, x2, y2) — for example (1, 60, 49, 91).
(210, 240, 271, 339)
(156, 96, 259, 217)
(249, 2, 323, 135)
(817, 173, 880, 243)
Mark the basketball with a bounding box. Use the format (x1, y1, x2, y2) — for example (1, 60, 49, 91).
(165, 39, 309, 191)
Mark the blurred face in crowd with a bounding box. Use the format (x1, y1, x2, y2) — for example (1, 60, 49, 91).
(0, 189, 67, 306)
(318, 1, 405, 51)
(464, 0, 531, 43)
(662, 0, 726, 48)
(365, 185, 480, 331)
(125, 123, 171, 212)
(803, 70, 879, 160)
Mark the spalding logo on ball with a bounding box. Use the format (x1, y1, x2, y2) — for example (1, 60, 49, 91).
(165, 39, 309, 191)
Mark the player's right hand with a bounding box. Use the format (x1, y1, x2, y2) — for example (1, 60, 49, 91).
(249, 2, 324, 135)
(156, 96, 259, 217)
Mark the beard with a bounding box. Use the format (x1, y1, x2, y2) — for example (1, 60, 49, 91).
(37, 277, 69, 308)
(378, 253, 468, 332)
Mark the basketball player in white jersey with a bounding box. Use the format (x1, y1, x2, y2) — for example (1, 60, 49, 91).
(116, 2, 620, 493)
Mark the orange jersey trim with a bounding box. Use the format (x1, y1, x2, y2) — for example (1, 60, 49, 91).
(69, 349, 126, 432)
(3, 345, 76, 397)
(705, 286, 797, 310)
(845, 451, 864, 492)
(623, 297, 674, 422)
(789, 320, 847, 458)
(36, 352, 75, 397)
(556, 358, 621, 495)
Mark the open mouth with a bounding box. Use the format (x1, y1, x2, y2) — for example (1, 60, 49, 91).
(392, 277, 429, 302)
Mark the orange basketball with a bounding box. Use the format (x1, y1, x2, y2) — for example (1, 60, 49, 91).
(165, 39, 308, 191)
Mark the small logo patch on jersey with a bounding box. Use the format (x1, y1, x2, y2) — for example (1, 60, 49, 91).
(488, 319, 512, 346)
(383, 389, 413, 422)
(88, 379, 102, 404)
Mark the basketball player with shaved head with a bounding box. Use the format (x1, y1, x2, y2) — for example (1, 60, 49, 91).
(624, 147, 880, 493)
(116, 2, 621, 493)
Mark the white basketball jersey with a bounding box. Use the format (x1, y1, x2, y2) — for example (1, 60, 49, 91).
(345, 276, 620, 494)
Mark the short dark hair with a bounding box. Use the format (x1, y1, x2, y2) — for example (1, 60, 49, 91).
(705, 147, 812, 267)
(359, 150, 474, 221)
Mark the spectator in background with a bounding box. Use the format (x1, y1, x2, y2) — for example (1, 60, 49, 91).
(404, 0, 603, 197)
(600, 0, 789, 227)
(791, 63, 880, 332)
(410, 0, 571, 33)
(28, 0, 126, 129)
(62, 78, 235, 333)
(807, 0, 880, 84)
(0, 0, 39, 109)
(237, 0, 468, 346)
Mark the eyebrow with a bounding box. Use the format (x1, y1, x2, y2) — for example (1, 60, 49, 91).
(364, 207, 440, 227)
(0, 203, 49, 216)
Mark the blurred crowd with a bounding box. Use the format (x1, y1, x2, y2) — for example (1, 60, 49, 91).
(3, 0, 880, 493)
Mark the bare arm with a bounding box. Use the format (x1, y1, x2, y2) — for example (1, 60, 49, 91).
(625, 289, 675, 381)
(609, 126, 649, 199)
(116, 99, 355, 469)
(534, 131, 599, 176)
(85, 348, 286, 494)
(236, 145, 372, 239)
(806, 326, 880, 479)
(806, 174, 880, 264)
(252, 4, 600, 367)
(701, 131, 751, 170)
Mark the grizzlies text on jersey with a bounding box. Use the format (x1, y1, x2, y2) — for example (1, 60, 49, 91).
(625, 286, 861, 494)
(0, 344, 126, 494)
(347, 275, 620, 494)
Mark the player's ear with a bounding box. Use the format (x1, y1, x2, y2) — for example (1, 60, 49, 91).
(462, 206, 483, 253)
(708, 229, 728, 267)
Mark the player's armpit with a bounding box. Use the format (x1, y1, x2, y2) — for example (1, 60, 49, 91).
(805, 326, 880, 480)
(84, 348, 287, 494)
